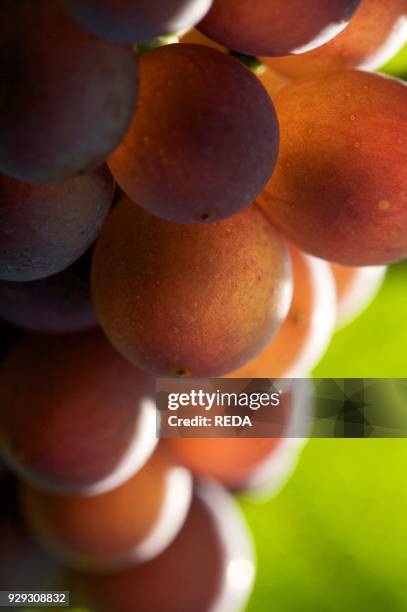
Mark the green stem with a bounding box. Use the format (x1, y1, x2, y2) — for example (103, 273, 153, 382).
(229, 51, 267, 75)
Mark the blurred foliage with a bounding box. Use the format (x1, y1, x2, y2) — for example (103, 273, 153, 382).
(314, 261, 407, 378)
(379, 42, 407, 78)
(242, 438, 407, 612)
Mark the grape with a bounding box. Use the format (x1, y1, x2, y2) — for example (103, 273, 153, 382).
(265, 0, 407, 78)
(0, 166, 114, 282)
(92, 198, 292, 377)
(108, 44, 279, 224)
(0, 1, 138, 183)
(0, 251, 97, 334)
(332, 263, 387, 327)
(20, 444, 192, 570)
(198, 0, 362, 57)
(167, 381, 312, 494)
(225, 246, 337, 378)
(63, 0, 214, 43)
(258, 70, 407, 265)
(0, 331, 157, 495)
(67, 482, 255, 612)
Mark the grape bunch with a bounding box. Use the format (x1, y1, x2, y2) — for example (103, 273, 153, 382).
(0, 1, 406, 610)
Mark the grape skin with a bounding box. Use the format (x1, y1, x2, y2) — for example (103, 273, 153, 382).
(0, 252, 97, 334)
(66, 483, 254, 612)
(19, 444, 192, 569)
(0, 166, 114, 282)
(0, 0, 138, 183)
(0, 331, 157, 496)
(264, 0, 407, 78)
(225, 246, 337, 378)
(258, 70, 407, 265)
(92, 198, 292, 377)
(109, 44, 280, 224)
(63, 0, 214, 43)
(198, 0, 362, 57)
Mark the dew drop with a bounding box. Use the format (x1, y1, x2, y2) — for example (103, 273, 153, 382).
(378, 199, 390, 210)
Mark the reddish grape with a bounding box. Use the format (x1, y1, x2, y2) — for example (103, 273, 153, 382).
(92, 199, 292, 377)
(258, 70, 407, 265)
(0, 1, 138, 183)
(68, 482, 255, 612)
(0, 166, 113, 282)
(63, 0, 213, 43)
(198, 0, 361, 57)
(332, 263, 386, 327)
(0, 252, 96, 334)
(225, 246, 337, 378)
(0, 331, 157, 495)
(20, 444, 192, 570)
(265, 0, 407, 78)
(109, 44, 279, 224)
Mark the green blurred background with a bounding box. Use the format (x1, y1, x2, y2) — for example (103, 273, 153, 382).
(242, 41, 407, 607)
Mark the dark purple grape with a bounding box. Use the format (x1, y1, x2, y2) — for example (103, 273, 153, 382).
(0, 0, 138, 183)
(0, 166, 114, 281)
(0, 251, 97, 334)
(63, 0, 213, 43)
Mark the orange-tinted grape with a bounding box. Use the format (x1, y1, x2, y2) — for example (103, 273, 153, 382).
(259, 70, 407, 265)
(226, 246, 337, 378)
(63, 0, 213, 43)
(68, 482, 255, 612)
(109, 44, 279, 224)
(20, 444, 192, 570)
(0, 252, 96, 334)
(92, 199, 292, 377)
(0, 1, 138, 183)
(198, 0, 361, 57)
(0, 331, 157, 495)
(0, 166, 114, 282)
(265, 0, 407, 78)
(332, 263, 387, 327)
